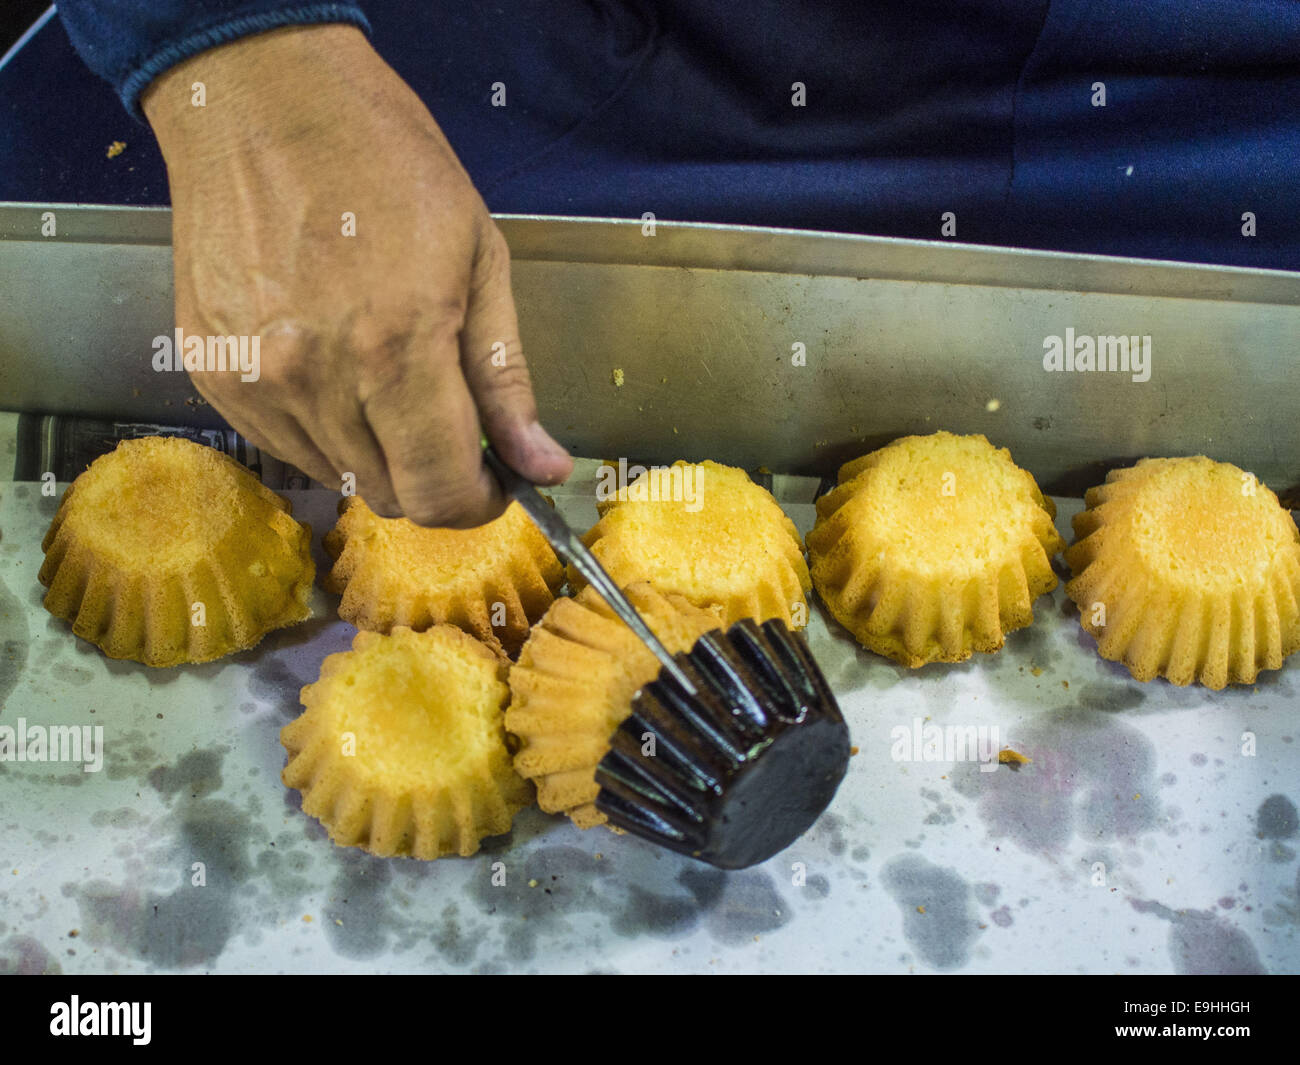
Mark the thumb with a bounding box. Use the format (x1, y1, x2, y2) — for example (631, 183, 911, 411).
(459, 223, 573, 485)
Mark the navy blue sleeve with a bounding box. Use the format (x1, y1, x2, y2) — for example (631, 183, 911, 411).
(55, 1, 371, 120)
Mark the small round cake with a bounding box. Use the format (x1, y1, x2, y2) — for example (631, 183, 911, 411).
(806, 431, 1064, 666)
(282, 625, 533, 858)
(574, 460, 810, 629)
(322, 495, 564, 657)
(1065, 456, 1300, 689)
(506, 582, 723, 829)
(38, 436, 314, 666)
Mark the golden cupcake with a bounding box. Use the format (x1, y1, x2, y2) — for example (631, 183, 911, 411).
(507, 582, 723, 829)
(322, 495, 563, 657)
(282, 624, 533, 858)
(574, 459, 810, 629)
(38, 435, 314, 667)
(1065, 456, 1300, 689)
(806, 431, 1064, 667)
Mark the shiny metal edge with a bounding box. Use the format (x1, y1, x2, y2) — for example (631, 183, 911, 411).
(3, 203, 1299, 304)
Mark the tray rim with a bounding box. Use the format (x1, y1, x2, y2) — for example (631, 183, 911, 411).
(3, 202, 1299, 304)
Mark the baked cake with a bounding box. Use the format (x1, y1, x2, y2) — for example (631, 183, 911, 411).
(282, 624, 533, 858)
(506, 581, 723, 829)
(38, 435, 314, 666)
(1065, 456, 1300, 688)
(806, 431, 1064, 666)
(574, 460, 810, 629)
(322, 495, 563, 657)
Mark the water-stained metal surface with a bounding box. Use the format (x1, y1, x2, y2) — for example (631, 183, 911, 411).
(0, 468, 1295, 975)
(1, 207, 1297, 972)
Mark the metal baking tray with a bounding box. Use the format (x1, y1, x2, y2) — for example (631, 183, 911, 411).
(3, 204, 1299, 497)
(0, 205, 1296, 975)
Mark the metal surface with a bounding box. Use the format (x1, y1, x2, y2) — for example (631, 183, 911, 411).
(1, 469, 1295, 975)
(1, 206, 1297, 975)
(3, 204, 1298, 496)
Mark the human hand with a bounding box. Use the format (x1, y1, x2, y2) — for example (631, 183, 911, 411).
(143, 24, 572, 526)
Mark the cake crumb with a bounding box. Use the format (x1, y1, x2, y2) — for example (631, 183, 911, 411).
(916, 905, 926, 914)
(998, 748, 1031, 768)
(985, 398, 1001, 412)
(528, 878, 539, 888)
(849, 745, 859, 756)
(612, 369, 624, 387)
(1030, 666, 1043, 677)
(106, 141, 126, 158)
(302, 914, 313, 923)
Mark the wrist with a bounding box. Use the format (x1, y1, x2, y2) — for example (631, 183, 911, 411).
(142, 23, 377, 162)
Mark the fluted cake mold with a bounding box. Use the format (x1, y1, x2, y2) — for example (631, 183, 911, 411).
(595, 617, 850, 869)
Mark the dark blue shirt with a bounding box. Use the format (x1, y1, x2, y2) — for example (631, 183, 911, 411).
(7, 1, 1298, 268)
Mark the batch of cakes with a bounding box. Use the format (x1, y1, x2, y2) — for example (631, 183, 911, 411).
(37, 432, 1300, 861)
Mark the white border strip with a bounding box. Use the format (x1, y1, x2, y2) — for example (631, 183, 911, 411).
(0, 5, 56, 76)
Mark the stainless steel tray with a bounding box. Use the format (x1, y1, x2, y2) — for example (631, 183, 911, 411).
(3, 204, 1298, 495)
(0, 208, 1296, 975)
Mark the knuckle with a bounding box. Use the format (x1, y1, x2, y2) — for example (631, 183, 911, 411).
(403, 496, 472, 529)
(347, 302, 465, 386)
(254, 333, 318, 391)
(365, 497, 404, 520)
(398, 473, 498, 530)
(476, 352, 534, 405)
(473, 224, 512, 286)
(297, 456, 341, 486)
